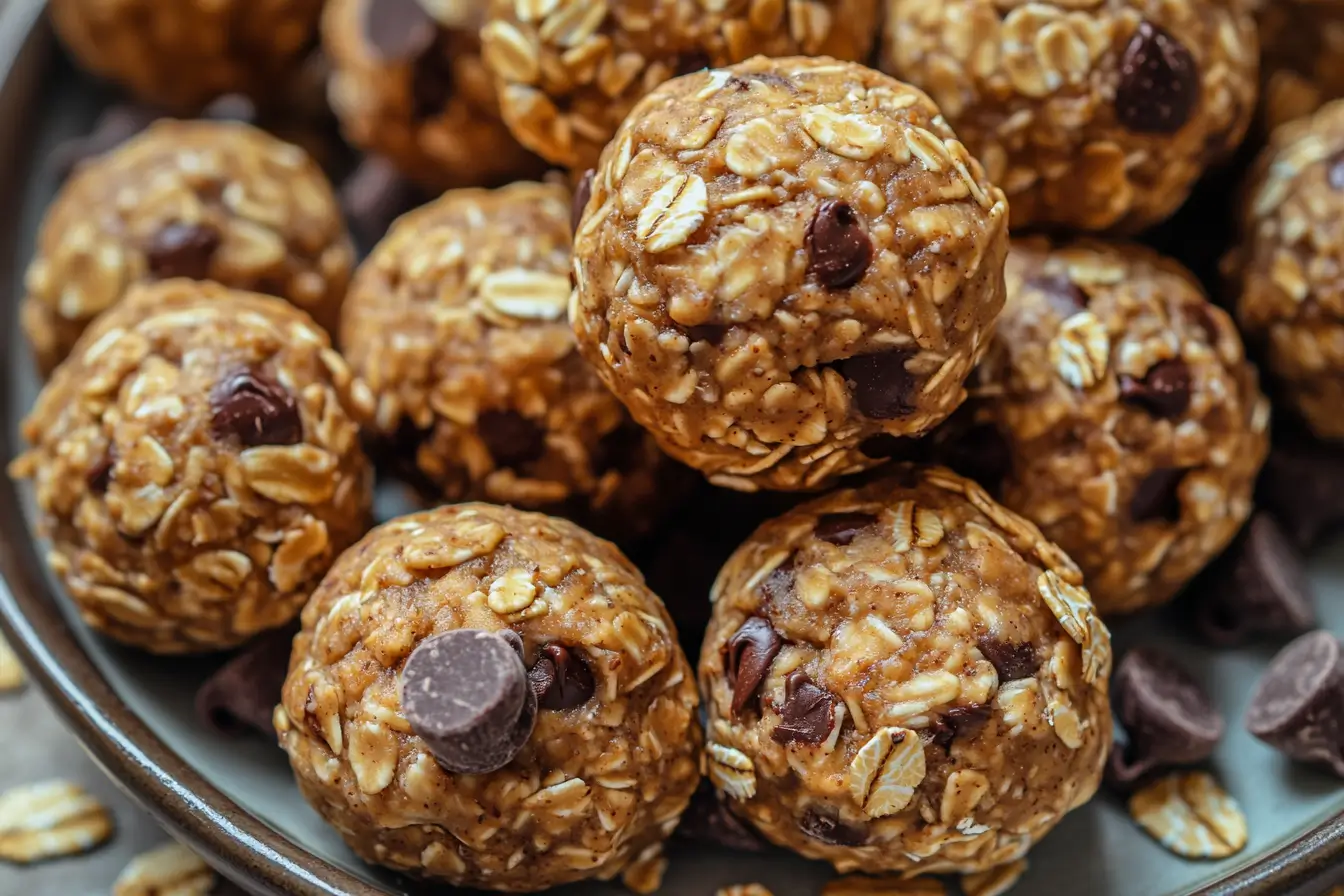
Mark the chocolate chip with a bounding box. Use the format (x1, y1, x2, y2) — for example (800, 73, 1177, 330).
(938, 422, 1012, 495)
(686, 324, 728, 346)
(1257, 428, 1344, 551)
(1027, 274, 1088, 317)
(814, 512, 876, 546)
(1245, 631, 1344, 778)
(799, 808, 866, 847)
(572, 169, 594, 234)
(210, 367, 303, 447)
(1108, 648, 1224, 787)
(51, 104, 160, 181)
(477, 409, 547, 470)
(1193, 514, 1316, 647)
(527, 644, 595, 710)
(977, 637, 1040, 682)
(87, 446, 115, 493)
(399, 629, 537, 775)
(363, 0, 437, 63)
(758, 556, 796, 603)
(676, 781, 767, 852)
(194, 626, 296, 738)
(1115, 21, 1199, 135)
(1119, 359, 1192, 419)
(839, 350, 916, 419)
(771, 671, 836, 745)
(807, 201, 872, 289)
(724, 616, 783, 717)
(340, 156, 425, 248)
(673, 50, 712, 76)
(146, 221, 221, 280)
(1328, 152, 1344, 191)
(1130, 467, 1185, 523)
(202, 93, 258, 124)
(929, 704, 991, 750)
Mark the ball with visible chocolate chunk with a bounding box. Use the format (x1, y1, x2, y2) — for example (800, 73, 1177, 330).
(698, 466, 1112, 875)
(276, 503, 701, 890)
(947, 239, 1269, 615)
(879, 0, 1257, 232)
(7, 282, 373, 653)
(21, 120, 354, 376)
(571, 56, 1010, 492)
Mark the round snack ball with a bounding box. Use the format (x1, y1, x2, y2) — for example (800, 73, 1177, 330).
(481, 0, 881, 170)
(342, 181, 671, 535)
(1258, 0, 1344, 133)
(21, 120, 354, 376)
(879, 0, 1258, 232)
(323, 0, 542, 191)
(8, 281, 374, 654)
(699, 466, 1111, 875)
(952, 239, 1269, 615)
(571, 56, 1010, 493)
(49, 0, 322, 112)
(276, 503, 702, 890)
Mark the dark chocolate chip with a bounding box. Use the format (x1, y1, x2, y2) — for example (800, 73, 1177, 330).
(686, 324, 729, 346)
(839, 350, 916, 419)
(399, 629, 537, 775)
(1328, 152, 1344, 191)
(194, 626, 296, 738)
(146, 221, 221, 280)
(1027, 274, 1088, 317)
(572, 169, 595, 234)
(363, 0, 438, 63)
(527, 644, 595, 710)
(87, 446, 116, 493)
(1109, 648, 1224, 786)
(210, 367, 303, 447)
(202, 93, 258, 124)
(814, 512, 877, 546)
(758, 555, 796, 603)
(1257, 429, 1344, 551)
(341, 156, 425, 248)
(1130, 467, 1185, 523)
(724, 616, 783, 717)
(807, 201, 872, 289)
(1193, 514, 1316, 647)
(1245, 630, 1344, 778)
(977, 637, 1040, 682)
(1119, 359, 1192, 419)
(673, 50, 712, 76)
(477, 409, 547, 470)
(1115, 21, 1199, 135)
(929, 704, 991, 750)
(676, 781, 767, 852)
(51, 104, 160, 181)
(771, 671, 836, 745)
(938, 422, 1012, 495)
(799, 808, 867, 847)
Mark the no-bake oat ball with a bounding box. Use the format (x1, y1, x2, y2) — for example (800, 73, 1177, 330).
(571, 56, 1010, 493)
(699, 467, 1111, 875)
(8, 281, 374, 654)
(276, 504, 701, 892)
(49, 0, 323, 112)
(1258, 0, 1344, 132)
(323, 0, 542, 190)
(480, 0, 881, 170)
(879, 0, 1259, 232)
(952, 239, 1268, 615)
(21, 120, 354, 376)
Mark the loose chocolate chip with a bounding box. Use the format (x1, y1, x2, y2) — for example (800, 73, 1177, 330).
(1109, 648, 1224, 787)
(1115, 21, 1199, 135)
(724, 616, 783, 717)
(572, 169, 594, 234)
(771, 671, 836, 745)
(676, 781, 767, 852)
(194, 626, 297, 738)
(673, 50, 712, 76)
(202, 93, 258, 124)
(477, 409, 547, 470)
(87, 446, 116, 493)
(51, 104, 160, 181)
(363, 0, 438, 63)
(807, 201, 872, 289)
(1119, 359, 1192, 419)
(399, 629, 537, 774)
(758, 555, 796, 603)
(1027, 274, 1088, 317)
(977, 637, 1040, 682)
(1328, 152, 1344, 191)
(1257, 428, 1344, 551)
(938, 422, 1012, 495)
(799, 808, 867, 847)
(839, 350, 916, 419)
(527, 644, 595, 710)
(1245, 631, 1344, 778)
(1193, 514, 1316, 647)
(341, 156, 425, 248)
(210, 367, 303, 447)
(814, 512, 877, 546)
(1130, 467, 1186, 523)
(146, 221, 221, 280)
(929, 704, 991, 750)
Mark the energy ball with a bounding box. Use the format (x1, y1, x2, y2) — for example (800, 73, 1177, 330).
(879, 0, 1258, 232)
(952, 239, 1268, 615)
(480, 0, 881, 170)
(323, 0, 542, 190)
(21, 120, 354, 376)
(699, 467, 1111, 875)
(571, 56, 1010, 493)
(49, 0, 322, 112)
(276, 504, 702, 891)
(8, 281, 374, 654)
(1258, 0, 1344, 132)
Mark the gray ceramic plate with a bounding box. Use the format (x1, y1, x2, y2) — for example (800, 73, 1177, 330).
(0, 2, 1341, 894)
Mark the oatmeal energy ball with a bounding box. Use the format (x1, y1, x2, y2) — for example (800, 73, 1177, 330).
(21, 120, 354, 376)
(323, 0, 542, 190)
(49, 0, 322, 112)
(481, 0, 881, 170)
(277, 504, 701, 891)
(1258, 0, 1344, 132)
(571, 56, 1010, 492)
(8, 282, 374, 654)
(700, 467, 1111, 874)
(957, 239, 1268, 615)
(880, 0, 1259, 232)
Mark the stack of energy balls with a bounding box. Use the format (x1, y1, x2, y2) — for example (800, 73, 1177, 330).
(10, 0, 1344, 891)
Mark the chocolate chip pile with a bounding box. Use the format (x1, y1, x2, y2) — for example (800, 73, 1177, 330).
(7, 0, 1344, 893)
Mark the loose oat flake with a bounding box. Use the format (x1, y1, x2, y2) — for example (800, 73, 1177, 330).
(1128, 771, 1248, 859)
(0, 633, 25, 692)
(0, 780, 114, 863)
(113, 840, 216, 896)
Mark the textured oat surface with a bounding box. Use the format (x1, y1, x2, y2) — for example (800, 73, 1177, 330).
(699, 466, 1111, 875)
(880, 0, 1258, 232)
(9, 282, 374, 653)
(277, 503, 701, 891)
(571, 56, 1009, 492)
(1257, 0, 1344, 132)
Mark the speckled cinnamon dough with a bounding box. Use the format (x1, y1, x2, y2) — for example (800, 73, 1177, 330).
(8, 282, 374, 654)
(21, 120, 354, 376)
(879, 0, 1259, 232)
(699, 467, 1111, 875)
(1257, 0, 1344, 132)
(480, 0, 881, 171)
(954, 239, 1268, 615)
(49, 0, 323, 112)
(276, 503, 702, 892)
(571, 56, 1010, 493)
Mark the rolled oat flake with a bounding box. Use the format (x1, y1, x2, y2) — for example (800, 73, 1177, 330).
(1245, 630, 1344, 778)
